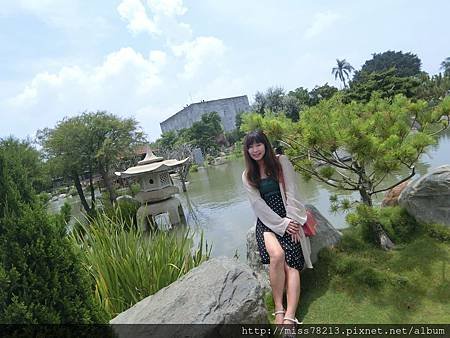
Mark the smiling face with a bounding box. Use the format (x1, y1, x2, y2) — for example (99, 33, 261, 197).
(248, 141, 266, 162)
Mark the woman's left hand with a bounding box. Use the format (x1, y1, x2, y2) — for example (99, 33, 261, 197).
(290, 232, 301, 243)
(288, 220, 302, 243)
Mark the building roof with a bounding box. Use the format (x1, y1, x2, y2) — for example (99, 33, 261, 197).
(160, 95, 248, 124)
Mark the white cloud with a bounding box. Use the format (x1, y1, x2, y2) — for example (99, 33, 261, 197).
(146, 0, 187, 17)
(304, 11, 340, 39)
(116, 0, 224, 79)
(117, 0, 159, 35)
(3, 47, 168, 139)
(117, 0, 191, 40)
(1, 0, 232, 141)
(172, 37, 226, 79)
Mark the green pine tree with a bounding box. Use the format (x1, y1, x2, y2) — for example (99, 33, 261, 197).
(0, 138, 106, 323)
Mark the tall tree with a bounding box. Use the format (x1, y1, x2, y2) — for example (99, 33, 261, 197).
(40, 112, 145, 211)
(332, 58, 354, 88)
(287, 87, 310, 107)
(441, 57, 450, 76)
(352, 50, 422, 83)
(79, 112, 145, 205)
(0, 138, 106, 323)
(187, 111, 224, 156)
(252, 87, 286, 114)
(38, 118, 93, 215)
(345, 68, 420, 103)
(308, 83, 338, 106)
(414, 72, 450, 101)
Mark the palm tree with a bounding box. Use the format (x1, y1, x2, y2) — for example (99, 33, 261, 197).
(332, 59, 355, 88)
(440, 57, 450, 76)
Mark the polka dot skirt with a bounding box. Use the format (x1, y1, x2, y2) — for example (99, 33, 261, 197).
(256, 191, 305, 271)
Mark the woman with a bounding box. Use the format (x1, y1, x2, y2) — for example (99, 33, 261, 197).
(242, 130, 313, 325)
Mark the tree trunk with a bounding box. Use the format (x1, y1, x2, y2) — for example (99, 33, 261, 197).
(100, 168, 116, 205)
(356, 164, 395, 250)
(178, 165, 189, 192)
(88, 169, 96, 210)
(72, 172, 91, 214)
(359, 187, 373, 206)
(181, 178, 187, 192)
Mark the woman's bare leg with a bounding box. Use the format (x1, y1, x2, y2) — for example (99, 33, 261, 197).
(263, 232, 285, 324)
(283, 262, 300, 323)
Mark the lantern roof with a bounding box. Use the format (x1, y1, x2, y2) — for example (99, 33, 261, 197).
(115, 148, 189, 178)
(138, 150, 164, 165)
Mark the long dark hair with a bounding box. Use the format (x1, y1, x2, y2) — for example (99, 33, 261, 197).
(243, 130, 282, 188)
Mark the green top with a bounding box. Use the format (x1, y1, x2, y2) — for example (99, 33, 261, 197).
(259, 176, 280, 198)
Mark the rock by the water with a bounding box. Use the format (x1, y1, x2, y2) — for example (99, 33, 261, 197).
(246, 227, 270, 292)
(381, 180, 410, 207)
(110, 257, 267, 329)
(246, 204, 342, 291)
(399, 165, 450, 226)
(307, 204, 342, 262)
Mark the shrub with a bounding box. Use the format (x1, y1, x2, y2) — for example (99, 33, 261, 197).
(425, 222, 450, 242)
(337, 230, 368, 252)
(378, 207, 422, 243)
(130, 182, 141, 196)
(60, 201, 72, 224)
(0, 144, 105, 323)
(346, 205, 423, 246)
(68, 186, 77, 196)
(346, 205, 380, 246)
(189, 164, 199, 173)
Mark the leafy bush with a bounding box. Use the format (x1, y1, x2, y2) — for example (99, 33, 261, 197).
(0, 142, 105, 323)
(346, 205, 422, 246)
(36, 192, 51, 205)
(336, 230, 368, 252)
(425, 222, 450, 242)
(68, 186, 77, 196)
(346, 205, 381, 246)
(130, 182, 141, 196)
(72, 212, 211, 319)
(189, 164, 199, 173)
(378, 207, 422, 242)
(60, 201, 72, 224)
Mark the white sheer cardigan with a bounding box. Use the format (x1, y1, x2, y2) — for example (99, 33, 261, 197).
(242, 154, 313, 269)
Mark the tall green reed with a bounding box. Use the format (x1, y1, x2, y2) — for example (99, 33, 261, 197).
(71, 209, 211, 319)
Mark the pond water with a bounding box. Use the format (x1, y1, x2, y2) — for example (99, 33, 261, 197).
(49, 129, 450, 261)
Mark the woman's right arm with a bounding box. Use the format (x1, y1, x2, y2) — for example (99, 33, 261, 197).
(242, 171, 291, 236)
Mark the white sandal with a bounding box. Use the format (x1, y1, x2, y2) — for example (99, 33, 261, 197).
(272, 309, 286, 316)
(283, 316, 303, 325)
(272, 309, 285, 324)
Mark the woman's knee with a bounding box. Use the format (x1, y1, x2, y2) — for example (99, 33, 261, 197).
(269, 249, 285, 265)
(263, 232, 285, 264)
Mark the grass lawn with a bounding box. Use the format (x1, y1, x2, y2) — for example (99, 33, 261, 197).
(266, 220, 450, 324)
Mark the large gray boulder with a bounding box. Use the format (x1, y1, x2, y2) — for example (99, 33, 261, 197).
(307, 204, 343, 262)
(247, 204, 342, 291)
(110, 257, 267, 329)
(399, 165, 450, 226)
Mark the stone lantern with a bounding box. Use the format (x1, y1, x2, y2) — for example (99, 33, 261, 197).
(115, 150, 189, 231)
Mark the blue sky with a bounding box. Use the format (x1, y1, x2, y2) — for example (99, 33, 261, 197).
(1, 0, 449, 142)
